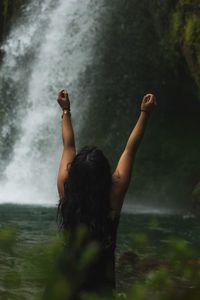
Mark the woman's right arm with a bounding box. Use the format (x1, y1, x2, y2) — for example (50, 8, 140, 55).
(57, 90, 76, 200)
(110, 94, 156, 216)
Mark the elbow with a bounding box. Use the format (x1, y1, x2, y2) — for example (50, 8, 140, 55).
(63, 138, 75, 150)
(63, 142, 75, 150)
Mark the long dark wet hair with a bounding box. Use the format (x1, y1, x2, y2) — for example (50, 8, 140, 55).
(58, 146, 113, 243)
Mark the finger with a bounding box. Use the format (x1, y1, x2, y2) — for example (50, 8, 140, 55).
(143, 95, 150, 102)
(61, 88, 68, 93)
(58, 90, 64, 97)
(147, 95, 151, 103)
(150, 96, 154, 103)
(149, 95, 153, 102)
(142, 96, 147, 103)
(145, 94, 151, 98)
(63, 90, 69, 100)
(149, 94, 155, 103)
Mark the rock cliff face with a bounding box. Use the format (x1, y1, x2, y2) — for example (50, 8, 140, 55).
(168, 0, 200, 211)
(0, 0, 26, 41)
(0, 0, 200, 211)
(79, 0, 200, 209)
(0, 0, 26, 62)
(148, 1, 200, 211)
(167, 0, 200, 211)
(169, 0, 200, 92)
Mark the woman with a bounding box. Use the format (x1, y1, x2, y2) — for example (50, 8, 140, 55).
(56, 89, 156, 297)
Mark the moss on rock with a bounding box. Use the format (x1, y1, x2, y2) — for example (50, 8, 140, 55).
(169, 0, 200, 93)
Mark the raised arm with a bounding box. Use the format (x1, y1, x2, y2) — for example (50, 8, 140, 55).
(57, 90, 76, 199)
(110, 94, 156, 216)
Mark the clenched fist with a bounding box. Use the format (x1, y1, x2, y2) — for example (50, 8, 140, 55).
(141, 94, 157, 114)
(57, 89, 70, 110)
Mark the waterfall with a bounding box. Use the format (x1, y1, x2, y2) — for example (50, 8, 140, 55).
(0, 0, 102, 205)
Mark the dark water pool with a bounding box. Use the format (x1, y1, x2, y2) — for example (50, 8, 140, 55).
(0, 204, 199, 298)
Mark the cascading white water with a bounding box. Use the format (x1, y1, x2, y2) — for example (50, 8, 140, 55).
(0, 0, 102, 205)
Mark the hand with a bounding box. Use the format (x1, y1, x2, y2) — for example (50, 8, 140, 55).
(141, 93, 157, 114)
(57, 89, 70, 110)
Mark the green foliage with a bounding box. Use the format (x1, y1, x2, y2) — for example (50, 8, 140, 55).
(168, 0, 200, 90)
(167, 238, 194, 261)
(132, 233, 148, 247)
(170, 11, 182, 43)
(3, 272, 21, 289)
(0, 223, 200, 300)
(184, 15, 199, 45)
(0, 224, 18, 252)
(21, 232, 64, 283)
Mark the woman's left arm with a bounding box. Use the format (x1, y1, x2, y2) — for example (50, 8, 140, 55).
(57, 90, 76, 199)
